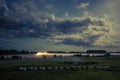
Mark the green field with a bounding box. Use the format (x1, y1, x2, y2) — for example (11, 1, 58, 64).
(0, 57, 120, 80)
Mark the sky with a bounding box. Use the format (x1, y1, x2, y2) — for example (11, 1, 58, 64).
(0, 0, 120, 52)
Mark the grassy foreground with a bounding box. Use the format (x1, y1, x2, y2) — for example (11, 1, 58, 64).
(0, 57, 120, 80)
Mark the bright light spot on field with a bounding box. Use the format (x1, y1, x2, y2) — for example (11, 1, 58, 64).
(35, 52, 74, 58)
(35, 52, 47, 56)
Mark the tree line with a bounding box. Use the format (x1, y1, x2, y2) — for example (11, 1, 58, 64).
(0, 49, 29, 55)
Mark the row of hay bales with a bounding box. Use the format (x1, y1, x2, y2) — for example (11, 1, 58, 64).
(18, 65, 118, 71)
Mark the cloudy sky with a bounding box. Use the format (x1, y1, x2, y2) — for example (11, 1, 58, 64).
(0, 0, 120, 51)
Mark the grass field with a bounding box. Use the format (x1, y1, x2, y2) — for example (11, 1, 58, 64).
(0, 57, 120, 80)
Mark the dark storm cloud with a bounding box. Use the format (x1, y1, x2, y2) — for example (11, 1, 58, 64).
(59, 35, 101, 46)
(0, 5, 112, 45)
(0, 0, 118, 47)
(50, 17, 108, 35)
(56, 38, 92, 46)
(50, 17, 113, 46)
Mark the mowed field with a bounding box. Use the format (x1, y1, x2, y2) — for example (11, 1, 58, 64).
(0, 57, 120, 80)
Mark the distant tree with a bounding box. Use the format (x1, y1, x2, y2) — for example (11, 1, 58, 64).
(26, 50, 29, 54)
(87, 50, 106, 53)
(42, 55, 46, 59)
(86, 54, 90, 57)
(11, 56, 18, 59)
(74, 54, 82, 57)
(0, 56, 5, 60)
(59, 55, 62, 57)
(0, 49, 20, 55)
(21, 50, 26, 54)
(20, 50, 29, 54)
(53, 54, 57, 58)
(10, 49, 18, 54)
(105, 53, 110, 57)
(19, 56, 22, 59)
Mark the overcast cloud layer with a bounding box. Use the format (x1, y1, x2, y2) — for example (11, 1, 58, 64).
(0, 0, 120, 51)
